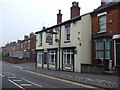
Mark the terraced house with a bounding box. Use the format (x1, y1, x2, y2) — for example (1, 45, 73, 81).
(91, 1, 120, 70)
(35, 2, 92, 72)
(2, 32, 36, 63)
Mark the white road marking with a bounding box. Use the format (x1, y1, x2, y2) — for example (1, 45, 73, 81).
(8, 79, 25, 90)
(11, 65, 24, 69)
(20, 84, 32, 86)
(21, 78, 42, 87)
(6, 72, 16, 76)
(8, 77, 16, 79)
(0, 74, 4, 77)
(13, 80, 22, 82)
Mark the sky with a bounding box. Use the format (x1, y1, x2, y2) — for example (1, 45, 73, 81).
(0, 0, 101, 47)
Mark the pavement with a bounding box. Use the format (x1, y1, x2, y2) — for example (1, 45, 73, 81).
(8, 62, 120, 89)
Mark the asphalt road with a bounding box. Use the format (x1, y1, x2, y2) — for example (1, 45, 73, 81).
(0, 60, 98, 89)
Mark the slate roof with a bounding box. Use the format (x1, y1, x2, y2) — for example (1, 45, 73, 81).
(94, 2, 120, 11)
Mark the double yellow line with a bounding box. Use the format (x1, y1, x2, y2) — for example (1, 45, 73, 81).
(22, 69, 101, 89)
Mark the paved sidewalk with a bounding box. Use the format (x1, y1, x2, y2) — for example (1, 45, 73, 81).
(18, 62, 120, 89)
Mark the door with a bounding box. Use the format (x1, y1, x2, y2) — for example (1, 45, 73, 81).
(116, 40, 120, 66)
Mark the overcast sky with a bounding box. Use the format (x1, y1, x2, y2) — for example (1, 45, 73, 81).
(0, 0, 101, 47)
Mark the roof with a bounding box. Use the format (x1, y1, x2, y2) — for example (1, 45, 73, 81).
(94, 2, 120, 12)
(35, 12, 91, 34)
(35, 16, 81, 34)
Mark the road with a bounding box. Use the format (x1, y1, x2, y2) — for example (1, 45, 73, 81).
(0, 60, 98, 89)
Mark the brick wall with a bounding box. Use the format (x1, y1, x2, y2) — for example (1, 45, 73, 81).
(91, 4, 120, 65)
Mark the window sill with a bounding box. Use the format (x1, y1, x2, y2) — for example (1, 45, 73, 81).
(63, 64, 73, 66)
(64, 40, 71, 43)
(49, 63, 56, 65)
(39, 45, 42, 47)
(97, 31, 107, 34)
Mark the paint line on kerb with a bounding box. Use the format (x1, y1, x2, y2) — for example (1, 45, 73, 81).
(21, 78, 42, 87)
(22, 69, 98, 89)
(0, 74, 4, 77)
(8, 79, 25, 90)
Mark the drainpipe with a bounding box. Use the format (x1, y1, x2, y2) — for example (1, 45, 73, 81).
(58, 27, 61, 71)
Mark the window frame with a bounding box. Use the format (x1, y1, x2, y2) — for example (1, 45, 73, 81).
(63, 49, 73, 65)
(37, 51, 43, 63)
(39, 33, 43, 46)
(64, 25, 71, 42)
(94, 39, 111, 59)
(98, 15, 107, 32)
(48, 50, 56, 64)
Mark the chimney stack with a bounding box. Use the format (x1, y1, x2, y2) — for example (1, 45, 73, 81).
(18, 40, 21, 43)
(70, 1, 80, 19)
(57, 9, 62, 24)
(24, 35, 29, 40)
(30, 32, 35, 38)
(101, 0, 106, 5)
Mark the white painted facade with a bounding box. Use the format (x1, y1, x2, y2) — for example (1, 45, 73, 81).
(35, 14, 91, 72)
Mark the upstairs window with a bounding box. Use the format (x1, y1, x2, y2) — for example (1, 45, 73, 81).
(65, 24, 70, 42)
(28, 40, 30, 49)
(99, 15, 106, 32)
(39, 33, 42, 46)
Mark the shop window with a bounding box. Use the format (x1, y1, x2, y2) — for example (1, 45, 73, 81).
(37, 51, 43, 63)
(48, 50, 56, 64)
(63, 49, 73, 65)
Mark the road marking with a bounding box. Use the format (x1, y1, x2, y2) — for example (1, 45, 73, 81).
(21, 78, 42, 87)
(0, 74, 4, 77)
(13, 80, 22, 82)
(8, 77, 16, 79)
(20, 84, 32, 86)
(11, 65, 24, 69)
(8, 79, 25, 90)
(22, 69, 99, 89)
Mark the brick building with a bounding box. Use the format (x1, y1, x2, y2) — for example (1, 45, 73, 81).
(2, 32, 36, 63)
(91, 1, 120, 70)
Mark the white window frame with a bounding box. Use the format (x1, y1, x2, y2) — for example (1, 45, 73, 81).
(49, 50, 56, 64)
(39, 33, 42, 46)
(37, 51, 43, 63)
(63, 49, 73, 65)
(99, 15, 106, 32)
(65, 25, 70, 41)
(28, 40, 30, 49)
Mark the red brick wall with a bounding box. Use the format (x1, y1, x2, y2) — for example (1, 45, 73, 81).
(92, 7, 119, 37)
(91, 4, 120, 64)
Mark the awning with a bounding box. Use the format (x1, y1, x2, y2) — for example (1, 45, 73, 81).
(112, 34, 120, 39)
